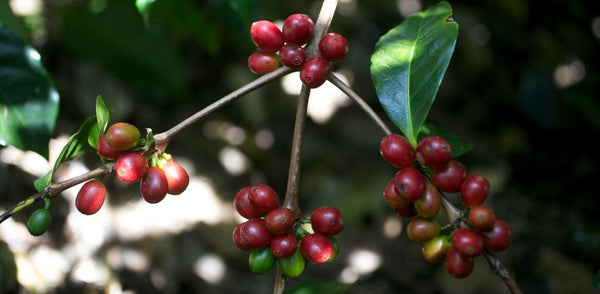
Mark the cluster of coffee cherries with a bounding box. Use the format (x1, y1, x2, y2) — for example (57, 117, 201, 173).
(380, 134, 513, 278)
(247, 13, 349, 88)
(232, 184, 343, 277)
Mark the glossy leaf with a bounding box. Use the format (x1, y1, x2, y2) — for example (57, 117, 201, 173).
(370, 1, 458, 146)
(419, 123, 473, 158)
(0, 26, 59, 159)
(90, 95, 110, 148)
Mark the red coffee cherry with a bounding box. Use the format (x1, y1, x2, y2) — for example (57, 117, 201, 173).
(300, 233, 334, 263)
(240, 218, 272, 249)
(431, 160, 467, 193)
(140, 167, 168, 204)
(248, 184, 280, 216)
(270, 233, 298, 259)
(461, 175, 490, 207)
(445, 247, 474, 278)
(282, 13, 314, 45)
(379, 134, 416, 168)
(105, 122, 140, 151)
(233, 186, 261, 219)
(407, 217, 440, 243)
(393, 167, 426, 201)
(232, 223, 252, 251)
(162, 159, 189, 195)
(468, 206, 496, 231)
(481, 219, 512, 251)
(300, 57, 330, 88)
(250, 20, 283, 53)
(247, 51, 279, 75)
(278, 44, 307, 68)
(414, 182, 441, 218)
(97, 134, 122, 160)
(451, 228, 483, 257)
(310, 207, 344, 236)
(383, 179, 417, 217)
(318, 33, 348, 62)
(416, 136, 452, 168)
(76, 180, 106, 215)
(115, 152, 148, 183)
(265, 207, 296, 234)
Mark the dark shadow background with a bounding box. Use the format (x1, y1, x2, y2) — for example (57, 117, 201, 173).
(1, 0, 600, 293)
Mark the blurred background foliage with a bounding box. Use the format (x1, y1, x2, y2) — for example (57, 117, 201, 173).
(1, 0, 600, 293)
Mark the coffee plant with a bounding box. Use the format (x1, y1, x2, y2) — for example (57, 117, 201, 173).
(7, 0, 597, 292)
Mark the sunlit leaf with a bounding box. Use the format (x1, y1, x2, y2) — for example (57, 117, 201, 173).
(370, 1, 458, 146)
(0, 26, 60, 159)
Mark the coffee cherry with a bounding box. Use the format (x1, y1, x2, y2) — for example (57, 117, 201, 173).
(300, 57, 330, 88)
(27, 208, 51, 236)
(310, 206, 344, 236)
(97, 134, 122, 160)
(76, 180, 106, 215)
(414, 182, 441, 218)
(233, 223, 252, 251)
(115, 152, 148, 183)
(278, 44, 307, 68)
(233, 186, 261, 219)
(248, 184, 280, 216)
(105, 122, 140, 151)
(249, 247, 277, 274)
(461, 175, 490, 207)
(162, 159, 189, 195)
(393, 167, 426, 201)
(451, 228, 483, 257)
(247, 51, 279, 75)
(383, 179, 417, 217)
(265, 207, 296, 234)
(240, 218, 272, 249)
(278, 248, 306, 277)
(300, 233, 334, 263)
(481, 219, 512, 251)
(140, 167, 168, 204)
(379, 134, 416, 168)
(250, 20, 283, 53)
(431, 160, 467, 193)
(270, 233, 298, 259)
(407, 217, 440, 243)
(445, 247, 474, 278)
(416, 136, 452, 168)
(282, 14, 314, 45)
(422, 235, 451, 263)
(318, 33, 349, 62)
(468, 206, 496, 231)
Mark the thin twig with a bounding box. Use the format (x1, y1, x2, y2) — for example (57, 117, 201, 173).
(483, 249, 523, 294)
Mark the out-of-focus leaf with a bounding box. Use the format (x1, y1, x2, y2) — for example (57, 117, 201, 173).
(419, 123, 473, 158)
(0, 1, 30, 39)
(135, 0, 155, 26)
(225, 0, 255, 26)
(370, 1, 458, 146)
(0, 26, 59, 159)
(285, 281, 357, 294)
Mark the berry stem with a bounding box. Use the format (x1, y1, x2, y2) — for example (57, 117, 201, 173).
(483, 249, 523, 294)
(328, 73, 393, 135)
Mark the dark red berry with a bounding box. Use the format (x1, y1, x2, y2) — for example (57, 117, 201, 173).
(445, 247, 474, 278)
(279, 44, 307, 68)
(250, 20, 283, 53)
(481, 219, 512, 251)
(383, 179, 417, 217)
(282, 14, 314, 45)
(414, 182, 441, 218)
(76, 180, 106, 215)
(247, 51, 279, 75)
(270, 233, 298, 259)
(105, 122, 140, 151)
(265, 207, 296, 234)
(468, 206, 496, 231)
(318, 33, 348, 62)
(310, 207, 344, 236)
(162, 159, 189, 195)
(300, 57, 330, 88)
(393, 167, 426, 201)
(115, 152, 148, 183)
(248, 184, 280, 215)
(240, 218, 272, 249)
(379, 134, 416, 168)
(461, 175, 490, 207)
(233, 186, 261, 219)
(416, 136, 452, 168)
(407, 217, 440, 243)
(300, 233, 334, 263)
(431, 160, 467, 193)
(140, 167, 168, 204)
(451, 228, 483, 257)
(233, 223, 252, 251)
(97, 134, 122, 160)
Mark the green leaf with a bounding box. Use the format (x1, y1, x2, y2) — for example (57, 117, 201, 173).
(0, 26, 60, 159)
(89, 95, 109, 148)
(370, 1, 458, 146)
(225, 0, 255, 26)
(33, 116, 97, 192)
(419, 124, 473, 158)
(135, 0, 156, 14)
(285, 282, 357, 294)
